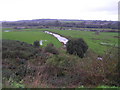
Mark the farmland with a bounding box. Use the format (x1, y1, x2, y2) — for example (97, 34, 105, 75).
(2, 30, 62, 48)
(2, 28, 119, 54)
(45, 29, 119, 54)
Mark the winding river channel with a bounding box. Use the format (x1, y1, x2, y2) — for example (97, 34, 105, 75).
(44, 31, 68, 45)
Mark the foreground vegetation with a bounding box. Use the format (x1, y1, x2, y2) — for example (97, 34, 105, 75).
(2, 39, 120, 88)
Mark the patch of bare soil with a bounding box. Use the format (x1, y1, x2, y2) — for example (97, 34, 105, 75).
(114, 36, 120, 39)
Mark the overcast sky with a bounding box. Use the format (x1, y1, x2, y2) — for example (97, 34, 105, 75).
(0, 0, 119, 21)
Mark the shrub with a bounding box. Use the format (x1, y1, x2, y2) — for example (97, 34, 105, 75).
(46, 54, 80, 68)
(42, 54, 89, 86)
(33, 40, 40, 48)
(102, 48, 120, 86)
(2, 39, 41, 59)
(66, 38, 88, 58)
(44, 43, 59, 55)
(2, 40, 46, 83)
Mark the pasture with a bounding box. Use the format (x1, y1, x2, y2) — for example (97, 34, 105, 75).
(45, 29, 119, 54)
(2, 28, 119, 54)
(2, 31, 62, 48)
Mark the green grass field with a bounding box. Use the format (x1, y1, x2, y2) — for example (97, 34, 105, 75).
(44, 29, 119, 54)
(2, 31, 62, 48)
(2, 28, 119, 54)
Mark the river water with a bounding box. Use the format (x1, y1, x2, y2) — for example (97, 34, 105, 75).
(4, 30, 11, 32)
(44, 31, 68, 45)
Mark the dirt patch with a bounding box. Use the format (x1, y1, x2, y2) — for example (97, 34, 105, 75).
(91, 38, 110, 41)
(114, 36, 120, 39)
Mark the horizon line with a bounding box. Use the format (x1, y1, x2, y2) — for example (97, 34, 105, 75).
(1, 18, 118, 22)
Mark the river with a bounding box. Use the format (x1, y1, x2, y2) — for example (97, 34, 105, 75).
(44, 31, 68, 45)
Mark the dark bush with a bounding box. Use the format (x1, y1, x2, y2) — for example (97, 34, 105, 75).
(43, 54, 82, 86)
(46, 54, 79, 68)
(66, 38, 88, 58)
(33, 40, 40, 48)
(44, 43, 59, 55)
(2, 39, 41, 59)
(102, 48, 120, 86)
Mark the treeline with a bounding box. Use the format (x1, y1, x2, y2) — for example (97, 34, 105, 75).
(2, 19, 118, 29)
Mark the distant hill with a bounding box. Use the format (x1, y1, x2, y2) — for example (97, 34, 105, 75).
(2, 19, 118, 29)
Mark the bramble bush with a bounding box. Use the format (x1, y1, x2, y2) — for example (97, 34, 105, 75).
(33, 40, 40, 48)
(101, 48, 120, 86)
(2, 39, 119, 88)
(66, 38, 88, 58)
(2, 39, 43, 59)
(2, 40, 45, 82)
(44, 43, 59, 55)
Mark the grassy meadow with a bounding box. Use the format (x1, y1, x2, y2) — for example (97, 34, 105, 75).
(45, 29, 119, 54)
(2, 31, 62, 48)
(2, 28, 119, 54)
